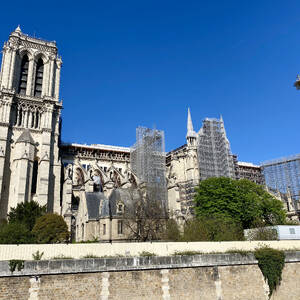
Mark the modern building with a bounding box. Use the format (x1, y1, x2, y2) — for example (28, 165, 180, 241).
(261, 154, 300, 217)
(234, 160, 265, 185)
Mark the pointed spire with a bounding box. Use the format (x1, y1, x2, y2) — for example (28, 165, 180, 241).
(220, 114, 223, 123)
(186, 107, 197, 139)
(187, 107, 194, 133)
(15, 25, 21, 33)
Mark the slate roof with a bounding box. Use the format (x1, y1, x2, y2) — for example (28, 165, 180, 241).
(86, 192, 109, 220)
(109, 188, 141, 216)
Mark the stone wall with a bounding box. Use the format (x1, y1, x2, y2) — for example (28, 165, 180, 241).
(0, 252, 300, 299)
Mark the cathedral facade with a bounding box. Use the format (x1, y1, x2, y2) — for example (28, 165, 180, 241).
(0, 26, 62, 220)
(0, 28, 264, 241)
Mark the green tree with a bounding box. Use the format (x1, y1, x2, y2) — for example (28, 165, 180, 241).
(0, 222, 34, 244)
(32, 213, 70, 244)
(194, 177, 286, 229)
(182, 217, 244, 241)
(8, 201, 46, 231)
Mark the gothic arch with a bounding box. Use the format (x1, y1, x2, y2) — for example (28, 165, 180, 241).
(74, 167, 85, 186)
(18, 48, 34, 60)
(18, 54, 29, 95)
(33, 52, 48, 64)
(34, 57, 44, 97)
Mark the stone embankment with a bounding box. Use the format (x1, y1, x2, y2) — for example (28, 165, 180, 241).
(0, 251, 300, 299)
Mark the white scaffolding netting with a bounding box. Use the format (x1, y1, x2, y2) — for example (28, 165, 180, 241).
(197, 118, 235, 180)
(131, 126, 167, 208)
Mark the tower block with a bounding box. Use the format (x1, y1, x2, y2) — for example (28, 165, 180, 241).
(0, 26, 63, 218)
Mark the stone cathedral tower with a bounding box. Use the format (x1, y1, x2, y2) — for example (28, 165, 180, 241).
(0, 26, 62, 219)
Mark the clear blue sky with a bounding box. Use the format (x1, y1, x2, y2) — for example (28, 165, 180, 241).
(1, 1, 300, 164)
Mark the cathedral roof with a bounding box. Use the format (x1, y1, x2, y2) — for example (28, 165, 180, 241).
(109, 188, 141, 216)
(16, 129, 35, 145)
(85, 192, 109, 220)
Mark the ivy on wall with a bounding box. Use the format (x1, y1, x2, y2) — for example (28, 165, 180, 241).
(254, 247, 285, 298)
(9, 259, 24, 273)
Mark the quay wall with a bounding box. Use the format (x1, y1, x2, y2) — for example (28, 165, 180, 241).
(1, 252, 300, 299)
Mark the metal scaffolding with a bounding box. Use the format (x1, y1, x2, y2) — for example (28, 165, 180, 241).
(131, 126, 167, 207)
(197, 117, 235, 180)
(261, 154, 300, 209)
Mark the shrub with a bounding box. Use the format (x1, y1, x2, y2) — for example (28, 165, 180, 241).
(182, 217, 244, 242)
(8, 201, 46, 231)
(32, 213, 70, 244)
(139, 251, 157, 257)
(254, 247, 285, 298)
(164, 219, 181, 241)
(248, 227, 278, 241)
(52, 255, 73, 260)
(32, 250, 44, 260)
(0, 222, 34, 244)
(9, 260, 24, 272)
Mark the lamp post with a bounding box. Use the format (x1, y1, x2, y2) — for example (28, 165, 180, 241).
(294, 75, 300, 89)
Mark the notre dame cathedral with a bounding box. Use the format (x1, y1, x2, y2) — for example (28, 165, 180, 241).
(0, 27, 265, 241)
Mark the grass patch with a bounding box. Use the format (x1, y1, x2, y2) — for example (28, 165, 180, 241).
(173, 250, 203, 256)
(52, 255, 73, 260)
(139, 251, 157, 257)
(82, 254, 100, 258)
(225, 249, 252, 256)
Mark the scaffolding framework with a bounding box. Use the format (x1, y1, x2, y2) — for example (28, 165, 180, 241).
(131, 127, 167, 207)
(197, 118, 235, 180)
(262, 154, 300, 209)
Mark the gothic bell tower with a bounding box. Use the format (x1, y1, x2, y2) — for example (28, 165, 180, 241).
(0, 26, 63, 219)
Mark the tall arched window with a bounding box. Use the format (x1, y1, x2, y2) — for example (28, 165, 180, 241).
(31, 159, 39, 194)
(34, 58, 44, 97)
(18, 55, 29, 95)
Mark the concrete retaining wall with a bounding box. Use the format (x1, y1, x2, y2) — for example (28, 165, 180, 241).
(1, 240, 300, 260)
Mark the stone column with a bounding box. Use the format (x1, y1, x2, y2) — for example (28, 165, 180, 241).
(5, 102, 11, 123)
(28, 276, 40, 300)
(28, 111, 32, 128)
(54, 59, 62, 100)
(42, 60, 49, 97)
(24, 109, 28, 128)
(0, 141, 6, 217)
(48, 56, 55, 97)
(37, 104, 53, 209)
(0, 47, 6, 84)
(1, 46, 12, 89)
(7, 48, 16, 90)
